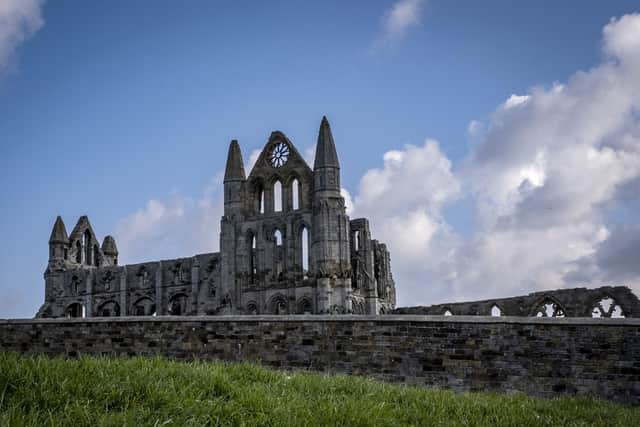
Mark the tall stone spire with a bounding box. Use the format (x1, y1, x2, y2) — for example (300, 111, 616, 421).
(48, 216, 69, 244)
(313, 116, 340, 170)
(224, 139, 246, 182)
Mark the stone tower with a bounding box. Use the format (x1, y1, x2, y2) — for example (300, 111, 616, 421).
(311, 116, 352, 313)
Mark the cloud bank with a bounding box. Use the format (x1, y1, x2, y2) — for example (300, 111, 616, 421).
(372, 0, 425, 49)
(115, 14, 640, 306)
(0, 0, 44, 73)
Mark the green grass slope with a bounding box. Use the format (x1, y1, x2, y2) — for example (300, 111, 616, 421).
(0, 352, 637, 426)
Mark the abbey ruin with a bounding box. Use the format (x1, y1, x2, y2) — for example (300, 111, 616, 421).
(35, 116, 640, 320)
(37, 117, 396, 318)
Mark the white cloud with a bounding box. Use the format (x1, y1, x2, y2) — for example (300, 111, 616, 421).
(112, 14, 640, 307)
(0, 0, 44, 73)
(352, 13, 640, 305)
(114, 177, 223, 264)
(373, 0, 425, 49)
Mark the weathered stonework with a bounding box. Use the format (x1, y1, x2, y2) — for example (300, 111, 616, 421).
(1, 316, 638, 404)
(37, 117, 396, 318)
(393, 286, 640, 318)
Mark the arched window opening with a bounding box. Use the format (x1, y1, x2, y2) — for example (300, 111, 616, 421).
(354, 231, 360, 252)
(246, 303, 258, 315)
(70, 276, 80, 296)
(66, 303, 85, 319)
(249, 234, 257, 281)
(168, 294, 188, 316)
(491, 305, 502, 317)
(258, 189, 265, 214)
(292, 179, 300, 210)
(444, 309, 453, 316)
(83, 230, 91, 266)
(274, 180, 282, 212)
(133, 297, 155, 316)
(298, 298, 312, 314)
(301, 227, 309, 274)
(534, 299, 565, 317)
(272, 297, 288, 315)
(275, 229, 283, 246)
(592, 297, 625, 318)
(94, 245, 100, 267)
(75, 241, 82, 264)
(98, 301, 120, 317)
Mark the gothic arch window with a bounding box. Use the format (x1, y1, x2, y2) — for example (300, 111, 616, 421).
(133, 297, 155, 316)
(490, 304, 502, 317)
(248, 232, 257, 281)
(98, 300, 120, 317)
(533, 298, 566, 317)
(354, 231, 360, 252)
(271, 295, 288, 315)
(273, 180, 283, 212)
(66, 303, 85, 318)
(292, 178, 300, 210)
(443, 309, 453, 316)
(75, 241, 82, 263)
(83, 230, 91, 265)
(259, 189, 265, 214)
(274, 229, 283, 246)
(168, 293, 188, 316)
(591, 296, 625, 318)
(246, 302, 259, 315)
(298, 298, 312, 314)
(301, 226, 309, 274)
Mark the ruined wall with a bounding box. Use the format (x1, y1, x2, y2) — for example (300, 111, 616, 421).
(393, 286, 640, 318)
(1, 316, 638, 404)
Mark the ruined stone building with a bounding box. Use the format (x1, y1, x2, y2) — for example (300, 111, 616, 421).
(37, 117, 397, 318)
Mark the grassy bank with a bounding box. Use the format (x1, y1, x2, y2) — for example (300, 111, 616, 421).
(0, 352, 637, 426)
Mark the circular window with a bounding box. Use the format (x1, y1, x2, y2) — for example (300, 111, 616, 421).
(269, 142, 290, 168)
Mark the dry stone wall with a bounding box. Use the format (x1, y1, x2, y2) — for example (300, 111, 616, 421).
(1, 316, 638, 404)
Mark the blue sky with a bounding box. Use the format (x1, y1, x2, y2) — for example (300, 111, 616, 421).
(2, 0, 640, 318)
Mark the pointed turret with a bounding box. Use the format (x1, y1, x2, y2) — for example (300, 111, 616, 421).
(223, 140, 246, 216)
(224, 140, 246, 182)
(313, 116, 341, 195)
(101, 235, 119, 266)
(313, 116, 340, 170)
(48, 216, 69, 263)
(49, 216, 69, 244)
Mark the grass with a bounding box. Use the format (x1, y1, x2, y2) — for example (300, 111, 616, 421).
(0, 352, 637, 426)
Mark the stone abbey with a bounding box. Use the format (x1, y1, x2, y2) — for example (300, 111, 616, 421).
(38, 117, 396, 318)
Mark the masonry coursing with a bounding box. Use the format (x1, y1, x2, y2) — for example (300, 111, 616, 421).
(1, 316, 638, 404)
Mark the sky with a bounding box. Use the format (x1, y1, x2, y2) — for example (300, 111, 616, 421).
(1, 0, 640, 318)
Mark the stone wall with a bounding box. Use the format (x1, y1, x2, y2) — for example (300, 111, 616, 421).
(1, 316, 638, 404)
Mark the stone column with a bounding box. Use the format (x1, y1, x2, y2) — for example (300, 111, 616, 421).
(119, 266, 127, 316)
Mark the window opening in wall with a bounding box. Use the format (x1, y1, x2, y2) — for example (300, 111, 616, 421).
(275, 229, 283, 246)
(94, 245, 100, 267)
(534, 299, 565, 317)
(259, 189, 265, 214)
(83, 230, 91, 265)
(491, 305, 502, 317)
(75, 241, 82, 263)
(274, 180, 282, 212)
(301, 227, 309, 275)
(354, 231, 360, 252)
(292, 178, 300, 210)
(64, 248, 68, 260)
(250, 234, 257, 280)
(444, 310, 452, 316)
(592, 297, 625, 318)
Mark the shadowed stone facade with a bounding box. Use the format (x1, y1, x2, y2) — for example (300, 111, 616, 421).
(394, 286, 640, 318)
(2, 316, 638, 404)
(36, 117, 396, 318)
